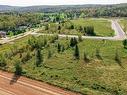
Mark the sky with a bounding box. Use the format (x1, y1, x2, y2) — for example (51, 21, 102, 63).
(0, 0, 127, 6)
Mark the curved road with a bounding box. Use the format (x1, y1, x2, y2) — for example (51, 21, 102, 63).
(31, 20, 126, 40)
(0, 19, 126, 95)
(0, 19, 126, 45)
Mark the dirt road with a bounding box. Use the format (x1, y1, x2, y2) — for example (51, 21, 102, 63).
(0, 71, 80, 95)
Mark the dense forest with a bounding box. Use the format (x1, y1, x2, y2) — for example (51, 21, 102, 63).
(0, 13, 42, 35)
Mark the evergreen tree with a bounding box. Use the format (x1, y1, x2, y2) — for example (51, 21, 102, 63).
(70, 24, 74, 29)
(74, 45, 80, 59)
(70, 38, 74, 47)
(14, 61, 22, 75)
(35, 49, 42, 67)
(70, 37, 78, 47)
(123, 39, 127, 49)
(57, 43, 61, 53)
(58, 25, 61, 30)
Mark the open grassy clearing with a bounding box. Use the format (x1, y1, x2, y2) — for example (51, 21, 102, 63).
(0, 35, 127, 95)
(119, 18, 127, 33)
(71, 18, 114, 37)
(38, 18, 115, 37)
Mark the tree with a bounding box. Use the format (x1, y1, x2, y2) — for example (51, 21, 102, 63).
(123, 39, 127, 49)
(70, 37, 78, 47)
(84, 26, 96, 36)
(35, 49, 43, 67)
(57, 43, 61, 53)
(74, 45, 80, 59)
(70, 24, 74, 29)
(14, 61, 22, 75)
(58, 25, 61, 30)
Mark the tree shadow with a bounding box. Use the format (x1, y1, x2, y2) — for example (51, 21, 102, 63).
(10, 74, 21, 85)
(117, 62, 125, 69)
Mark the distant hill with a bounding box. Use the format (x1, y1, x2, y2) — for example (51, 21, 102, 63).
(0, 5, 19, 11)
(0, 3, 127, 13)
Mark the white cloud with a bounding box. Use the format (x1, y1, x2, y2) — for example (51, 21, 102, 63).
(0, 0, 126, 6)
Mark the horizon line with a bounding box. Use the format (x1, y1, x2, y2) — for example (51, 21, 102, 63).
(0, 3, 126, 7)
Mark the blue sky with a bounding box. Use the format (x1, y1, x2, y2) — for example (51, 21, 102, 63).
(0, 0, 126, 6)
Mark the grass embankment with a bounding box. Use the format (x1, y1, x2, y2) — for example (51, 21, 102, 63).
(0, 35, 127, 95)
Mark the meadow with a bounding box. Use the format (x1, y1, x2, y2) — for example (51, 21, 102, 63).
(0, 34, 127, 95)
(39, 18, 115, 37)
(71, 18, 114, 37)
(119, 18, 127, 33)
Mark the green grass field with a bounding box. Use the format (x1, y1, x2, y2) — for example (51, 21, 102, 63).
(39, 18, 115, 37)
(119, 18, 127, 32)
(71, 18, 115, 37)
(0, 35, 127, 95)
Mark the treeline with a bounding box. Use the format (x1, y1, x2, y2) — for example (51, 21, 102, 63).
(1, 4, 127, 17)
(0, 13, 42, 34)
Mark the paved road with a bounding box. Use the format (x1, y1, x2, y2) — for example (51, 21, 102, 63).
(0, 29, 39, 44)
(0, 20, 126, 45)
(0, 19, 126, 95)
(31, 20, 126, 40)
(0, 71, 79, 95)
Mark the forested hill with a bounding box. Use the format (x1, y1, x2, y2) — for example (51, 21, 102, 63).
(0, 5, 19, 11)
(0, 3, 127, 17)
